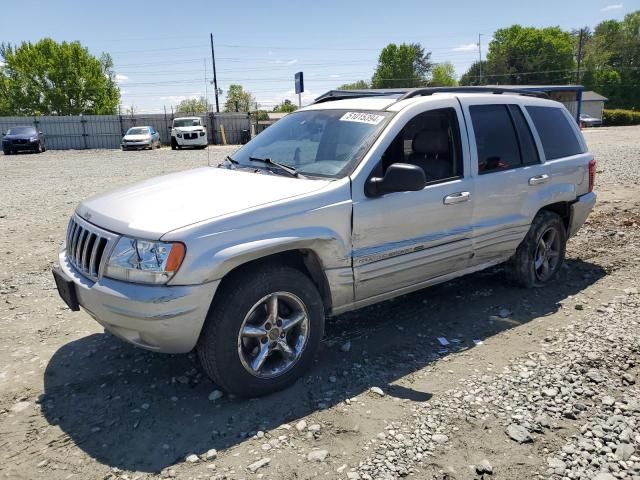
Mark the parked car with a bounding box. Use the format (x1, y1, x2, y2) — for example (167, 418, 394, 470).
(170, 116, 207, 149)
(53, 87, 596, 397)
(121, 126, 160, 150)
(2, 126, 45, 154)
(579, 113, 602, 128)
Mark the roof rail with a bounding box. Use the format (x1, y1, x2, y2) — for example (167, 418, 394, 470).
(313, 89, 410, 104)
(396, 86, 550, 101)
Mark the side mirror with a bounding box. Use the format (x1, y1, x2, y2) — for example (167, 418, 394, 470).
(366, 163, 426, 197)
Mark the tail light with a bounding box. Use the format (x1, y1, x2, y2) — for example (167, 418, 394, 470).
(588, 158, 596, 192)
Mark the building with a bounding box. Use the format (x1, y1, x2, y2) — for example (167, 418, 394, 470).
(581, 91, 608, 120)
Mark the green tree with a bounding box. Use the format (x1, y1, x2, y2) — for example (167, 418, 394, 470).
(485, 25, 575, 84)
(581, 11, 640, 109)
(0, 38, 119, 115)
(176, 96, 208, 113)
(223, 84, 255, 112)
(337, 80, 370, 90)
(272, 99, 298, 113)
(371, 43, 433, 88)
(430, 62, 458, 87)
(459, 61, 489, 86)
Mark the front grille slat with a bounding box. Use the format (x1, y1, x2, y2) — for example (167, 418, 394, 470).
(65, 216, 116, 281)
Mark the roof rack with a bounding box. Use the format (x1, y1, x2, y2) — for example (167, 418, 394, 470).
(313, 86, 550, 104)
(396, 86, 550, 101)
(313, 88, 410, 104)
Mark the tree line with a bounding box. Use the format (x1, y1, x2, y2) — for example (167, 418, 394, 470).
(1, 11, 637, 116)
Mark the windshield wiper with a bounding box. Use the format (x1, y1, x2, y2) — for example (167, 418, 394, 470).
(225, 155, 239, 165)
(248, 156, 304, 178)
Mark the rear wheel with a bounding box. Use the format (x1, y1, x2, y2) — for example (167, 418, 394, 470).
(3, 149, 9, 155)
(197, 265, 325, 397)
(171, 138, 177, 150)
(505, 210, 567, 288)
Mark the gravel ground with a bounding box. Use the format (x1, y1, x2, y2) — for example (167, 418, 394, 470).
(0, 127, 639, 480)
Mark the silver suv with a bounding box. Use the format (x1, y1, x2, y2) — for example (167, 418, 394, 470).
(53, 87, 597, 397)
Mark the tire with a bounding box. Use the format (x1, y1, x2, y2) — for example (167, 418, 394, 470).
(41, 144, 46, 152)
(3, 149, 9, 155)
(197, 265, 325, 397)
(505, 210, 567, 288)
(36, 143, 42, 154)
(171, 138, 177, 150)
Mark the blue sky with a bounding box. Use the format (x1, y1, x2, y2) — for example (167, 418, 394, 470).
(1, 0, 637, 112)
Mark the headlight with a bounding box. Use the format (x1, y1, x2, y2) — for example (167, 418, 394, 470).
(177, 133, 182, 138)
(30, 136, 39, 142)
(199, 131, 205, 137)
(105, 237, 186, 284)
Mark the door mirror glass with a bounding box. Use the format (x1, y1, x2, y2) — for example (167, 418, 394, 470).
(366, 163, 426, 197)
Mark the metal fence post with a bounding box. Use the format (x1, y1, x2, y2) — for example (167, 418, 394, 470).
(80, 115, 88, 149)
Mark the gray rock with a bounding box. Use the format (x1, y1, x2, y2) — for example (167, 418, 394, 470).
(247, 457, 271, 472)
(185, 454, 199, 463)
(543, 388, 559, 398)
(476, 459, 493, 474)
(547, 457, 566, 471)
(432, 434, 449, 444)
(307, 449, 329, 462)
(622, 372, 635, 384)
(204, 449, 217, 460)
(295, 419, 307, 432)
(506, 424, 533, 444)
(614, 443, 634, 461)
(586, 369, 605, 383)
(593, 473, 616, 480)
(208, 390, 223, 401)
(370, 386, 385, 397)
(602, 395, 616, 406)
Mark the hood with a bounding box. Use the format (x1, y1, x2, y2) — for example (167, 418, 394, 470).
(123, 134, 151, 141)
(77, 167, 331, 239)
(174, 125, 204, 132)
(3, 134, 35, 140)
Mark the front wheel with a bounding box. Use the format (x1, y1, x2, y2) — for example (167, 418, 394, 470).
(170, 138, 177, 150)
(505, 210, 567, 288)
(197, 265, 325, 397)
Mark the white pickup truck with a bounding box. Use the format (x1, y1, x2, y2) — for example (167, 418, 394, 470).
(53, 87, 596, 397)
(170, 116, 208, 149)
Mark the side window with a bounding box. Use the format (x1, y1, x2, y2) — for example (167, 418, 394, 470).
(525, 106, 584, 160)
(508, 105, 539, 165)
(380, 108, 462, 183)
(470, 104, 521, 173)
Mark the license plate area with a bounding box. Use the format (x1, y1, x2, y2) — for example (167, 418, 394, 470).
(52, 268, 80, 311)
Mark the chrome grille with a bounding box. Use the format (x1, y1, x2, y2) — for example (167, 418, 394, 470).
(65, 216, 116, 280)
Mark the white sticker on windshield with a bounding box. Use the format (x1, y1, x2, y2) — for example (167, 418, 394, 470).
(340, 111, 385, 125)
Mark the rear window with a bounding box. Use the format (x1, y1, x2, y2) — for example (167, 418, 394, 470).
(525, 106, 584, 160)
(470, 104, 522, 173)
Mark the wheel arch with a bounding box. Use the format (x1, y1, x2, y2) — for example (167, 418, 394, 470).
(537, 201, 571, 231)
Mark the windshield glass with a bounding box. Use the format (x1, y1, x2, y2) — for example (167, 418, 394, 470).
(232, 110, 390, 178)
(7, 127, 36, 136)
(174, 118, 201, 127)
(126, 127, 150, 135)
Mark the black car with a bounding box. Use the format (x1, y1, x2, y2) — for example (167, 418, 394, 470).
(2, 126, 46, 154)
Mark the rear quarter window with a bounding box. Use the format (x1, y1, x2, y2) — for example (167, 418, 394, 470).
(525, 106, 585, 160)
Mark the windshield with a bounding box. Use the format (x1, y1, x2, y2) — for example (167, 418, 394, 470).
(174, 118, 201, 127)
(231, 110, 391, 178)
(126, 127, 150, 135)
(7, 127, 36, 136)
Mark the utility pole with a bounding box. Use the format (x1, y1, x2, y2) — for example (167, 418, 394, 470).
(210, 33, 220, 113)
(576, 28, 585, 85)
(478, 33, 483, 85)
(204, 58, 209, 112)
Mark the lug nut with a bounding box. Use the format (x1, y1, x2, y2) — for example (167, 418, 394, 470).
(265, 322, 272, 330)
(276, 319, 283, 327)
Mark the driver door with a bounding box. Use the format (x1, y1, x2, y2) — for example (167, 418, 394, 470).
(351, 99, 474, 303)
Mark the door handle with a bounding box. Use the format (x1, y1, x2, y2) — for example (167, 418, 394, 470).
(443, 191, 471, 205)
(529, 174, 550, 186)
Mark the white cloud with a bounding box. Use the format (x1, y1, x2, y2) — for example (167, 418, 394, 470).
(602, 3, 623, 10)
(0, 60, 5, 67)
(286, 59, 298, 65)
(452, 43, 478, 52)
(115, 74, 129, 83)
(330, 74, 340, 78)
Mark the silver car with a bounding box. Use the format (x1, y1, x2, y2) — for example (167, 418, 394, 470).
(121, 126, 161, 150)
(53, 87, 596, 397)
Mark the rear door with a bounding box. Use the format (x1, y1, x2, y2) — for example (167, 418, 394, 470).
(459, 98, 547, 266)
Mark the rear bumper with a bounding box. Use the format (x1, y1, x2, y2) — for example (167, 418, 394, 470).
(568, 192, 597, 237)
(56, 251, 218, 353)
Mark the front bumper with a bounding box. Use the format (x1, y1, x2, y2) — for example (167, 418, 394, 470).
(122, 141, 151, 149)
(56, 251, 219, 353)
(175, 135, 207, 146)
(568, 191, 597, 237)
